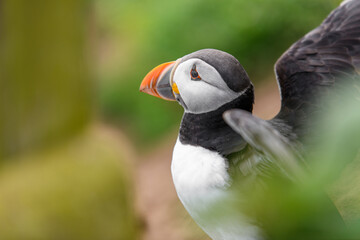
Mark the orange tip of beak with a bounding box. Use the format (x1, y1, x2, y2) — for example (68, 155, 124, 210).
(140, 61, 176, 100)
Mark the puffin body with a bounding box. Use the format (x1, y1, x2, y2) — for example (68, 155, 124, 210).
(140, 1, 360, 239)
(172, 139, 263, 240)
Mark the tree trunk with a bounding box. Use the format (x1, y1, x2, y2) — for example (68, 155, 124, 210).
(0, 0, 92, 159)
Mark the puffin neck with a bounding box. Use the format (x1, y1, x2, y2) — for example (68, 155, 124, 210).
(179, 87, 254, 155)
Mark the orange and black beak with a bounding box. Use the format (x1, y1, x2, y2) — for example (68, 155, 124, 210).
(139, 60, 179, 101)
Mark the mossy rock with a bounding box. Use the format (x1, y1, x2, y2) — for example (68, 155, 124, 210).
(0, 125, 140, 240)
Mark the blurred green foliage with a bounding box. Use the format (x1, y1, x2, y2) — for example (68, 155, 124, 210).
(233, 85, 360, 239)
(96, 0, 341, 145)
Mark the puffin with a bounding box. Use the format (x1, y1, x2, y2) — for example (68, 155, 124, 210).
(139, 0, 360, 239)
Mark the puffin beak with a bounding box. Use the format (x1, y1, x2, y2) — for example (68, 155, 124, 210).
(140, 61, 178, 101)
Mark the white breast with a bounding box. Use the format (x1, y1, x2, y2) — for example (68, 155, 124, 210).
(171, 139, 263, 240)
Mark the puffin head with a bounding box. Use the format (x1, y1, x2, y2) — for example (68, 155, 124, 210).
(140, 49, 254, 114)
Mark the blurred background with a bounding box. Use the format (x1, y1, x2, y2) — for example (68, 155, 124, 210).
(0, 0, 352, 239)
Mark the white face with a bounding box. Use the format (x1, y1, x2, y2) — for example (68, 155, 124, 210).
(172, 58, 242, 114)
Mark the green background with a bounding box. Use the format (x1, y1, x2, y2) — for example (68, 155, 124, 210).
(3, 0, 359, 239)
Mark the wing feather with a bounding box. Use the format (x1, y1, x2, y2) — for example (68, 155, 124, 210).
(224, 110, 305, 181)
(274, 0, 360, 138)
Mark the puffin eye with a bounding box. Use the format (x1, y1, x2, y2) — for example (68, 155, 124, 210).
(190, 65, 201, 80)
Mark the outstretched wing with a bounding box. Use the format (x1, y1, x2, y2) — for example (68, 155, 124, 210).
(223, 109, 305, 181)
(274, 0, 360, 139)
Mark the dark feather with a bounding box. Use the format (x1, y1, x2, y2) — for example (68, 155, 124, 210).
(274, 0, 360, 139)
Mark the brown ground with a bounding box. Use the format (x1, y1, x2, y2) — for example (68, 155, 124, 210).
(134, 79, 281, 240)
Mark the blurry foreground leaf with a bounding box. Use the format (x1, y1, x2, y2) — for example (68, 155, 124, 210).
(229, 84, 360, 239)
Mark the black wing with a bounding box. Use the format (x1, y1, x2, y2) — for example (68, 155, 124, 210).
(274, 0, 360, 139)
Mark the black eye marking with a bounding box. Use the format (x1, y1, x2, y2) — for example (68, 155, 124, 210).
(190, 64, 201, 80)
